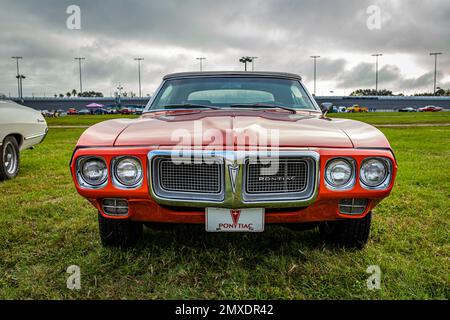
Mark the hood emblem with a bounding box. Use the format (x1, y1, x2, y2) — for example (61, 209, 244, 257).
(228, 163, 239, 193)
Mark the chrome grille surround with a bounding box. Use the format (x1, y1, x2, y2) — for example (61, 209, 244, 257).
(242, 156, 317, 203)
(148, 150, 320, 208)
(246, 159, 308, 193)
(151, 153, 225, 202)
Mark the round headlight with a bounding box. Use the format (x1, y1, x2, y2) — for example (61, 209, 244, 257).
(80, 157, 108, 186)
(325, 158, 354, 189)
(114, 157, 143, 187)
(360, 158, 389, 187)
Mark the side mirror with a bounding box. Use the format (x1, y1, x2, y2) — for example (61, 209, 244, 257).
(320, 102, 333, 114)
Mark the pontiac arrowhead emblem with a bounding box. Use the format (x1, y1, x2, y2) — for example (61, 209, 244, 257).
(228, 163, 239, 193)
(230, 209, 241, 227)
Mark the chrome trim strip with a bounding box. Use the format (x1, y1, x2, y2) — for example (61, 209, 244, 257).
(24, 132, 47, 141)
(147, 150, 320, 209)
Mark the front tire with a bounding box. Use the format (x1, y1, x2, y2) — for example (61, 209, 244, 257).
(98, 213, 143, 247)
(319, 212, 372, 249)
(0, 136, 20, 181)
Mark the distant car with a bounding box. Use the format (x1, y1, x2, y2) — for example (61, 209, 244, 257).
(41, 109, 51, 117)
(398, 107, 417, 112)
(337, 106, 347, 113)
(78, 109, 91, 115)
(120, 108, 132, 115)
(68, 108, 78, 115)
(93, 108, 108, 115)
(347, 104, 368, 113)
(418, 106, 443, 112)
(0, 101, 48, 180)
(106, 108, 119, 114)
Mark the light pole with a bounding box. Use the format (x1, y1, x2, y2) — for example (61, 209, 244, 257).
(310, 56, 320, 96)
(196, 57, 206, 71)
(117, 83, 123, 107)
(250, 56, 258, 71)
(239, 56, 252, 71)
(134, 57, 144, 97)
(74, 57, 85, 94)
(16, 75, 25, 100)
(11, 56, 23, 98)
(430, 52, 442, 95)
(372, 53, 383, 94)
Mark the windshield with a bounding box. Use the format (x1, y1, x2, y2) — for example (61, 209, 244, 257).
(146, 77, 318, 111)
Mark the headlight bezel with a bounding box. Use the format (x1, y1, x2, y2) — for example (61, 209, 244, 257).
(324, 157, 356, 190)
(112, 156, 144, 189)
(76, 156, 108, 189)
(359, 157, 392, 190)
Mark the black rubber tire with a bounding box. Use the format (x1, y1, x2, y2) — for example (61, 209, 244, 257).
(98, 213, 143, 247)
(0, 136, 20, 181)
(319, 212, 372, 249)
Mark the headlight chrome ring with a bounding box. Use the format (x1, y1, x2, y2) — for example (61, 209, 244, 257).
(360, 157, 392, 190)
(325, 157, 356, 190)
(112, 156, 143, 189)
(77, 156, 108, 188)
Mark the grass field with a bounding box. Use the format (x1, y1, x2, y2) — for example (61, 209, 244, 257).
(328, 111, 450, 124)
(44, 111, 450, 127)
(0, 113, 449, 299)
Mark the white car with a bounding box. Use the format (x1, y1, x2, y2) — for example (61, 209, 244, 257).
(0, 100, 48, 180)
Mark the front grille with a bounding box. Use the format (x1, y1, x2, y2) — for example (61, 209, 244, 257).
(150, 151, 318, 205)
(159, 160, 221, 194)
(246, 159, 308, 194)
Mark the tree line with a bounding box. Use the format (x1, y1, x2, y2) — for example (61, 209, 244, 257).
(350, 87, 450, 96)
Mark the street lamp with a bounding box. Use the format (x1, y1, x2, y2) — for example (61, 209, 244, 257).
(196, 57, 206, 71)
(371, 53, 383, 94)
(11, 56, 23, 98)
(250, 56, 258, 71)
(310, 56, 320, 96)
(134, 58, 144, 97)
(16, 74, 26, 100)
(430, 52, 442, 95)
(239, 56, 253, 71)
(74, 57, 85, 94)
(116, 83, 124, 108)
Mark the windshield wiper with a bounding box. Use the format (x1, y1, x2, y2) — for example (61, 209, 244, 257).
(229, 103, 297, 114)
(159, 104, 221, 110)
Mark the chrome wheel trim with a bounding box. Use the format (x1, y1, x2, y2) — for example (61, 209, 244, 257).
(3, 142, 18, 175)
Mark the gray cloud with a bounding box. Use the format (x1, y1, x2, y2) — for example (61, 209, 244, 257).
(0, 0, 449, 96)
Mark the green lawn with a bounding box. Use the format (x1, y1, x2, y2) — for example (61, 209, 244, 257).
(328, 111, 450, 124)
(45, 111, 450, 127)
(46, 114, 139, 126)
(0, 126, 448, 299)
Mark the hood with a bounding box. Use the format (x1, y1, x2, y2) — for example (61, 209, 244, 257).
(113, 109, 355, 148)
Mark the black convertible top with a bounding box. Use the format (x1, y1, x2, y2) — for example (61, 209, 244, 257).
(163, 71, 302, 81)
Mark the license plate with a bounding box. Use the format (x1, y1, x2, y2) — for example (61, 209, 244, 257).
(206, 208, 265, 232)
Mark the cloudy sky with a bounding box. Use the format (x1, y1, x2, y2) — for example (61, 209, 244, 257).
(0, 0, 449, 97)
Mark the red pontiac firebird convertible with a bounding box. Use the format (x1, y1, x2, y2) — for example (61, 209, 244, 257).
(70, 72, 397, 248)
